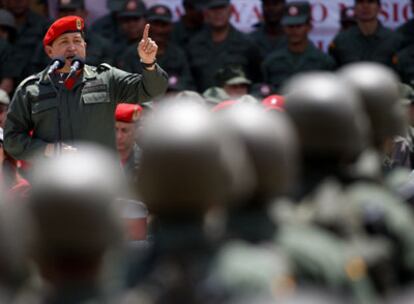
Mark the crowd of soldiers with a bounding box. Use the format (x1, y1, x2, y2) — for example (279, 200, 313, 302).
(2, 0, 414, 303)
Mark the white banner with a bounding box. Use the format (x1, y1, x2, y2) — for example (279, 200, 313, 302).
(143, 0, 412, 51)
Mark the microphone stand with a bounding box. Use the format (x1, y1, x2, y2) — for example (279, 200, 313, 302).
(46, 69, 63, 157)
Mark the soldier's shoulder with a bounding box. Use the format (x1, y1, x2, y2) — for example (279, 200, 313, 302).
(16, 74, 40, 90)
(96, 63, 113, 73)
(332, 26, 358, 43)
(263, 48, 288, 64)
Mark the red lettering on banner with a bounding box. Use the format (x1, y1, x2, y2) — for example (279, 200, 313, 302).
(253, 5, 262, 20)
(379, 3, 389, 22)
(403, 4, 411, 20)
(175, 6, 183, 18)
(311, 3, 328, 23)
(393, 3, 399, 22)
(230, 4, 240, 23)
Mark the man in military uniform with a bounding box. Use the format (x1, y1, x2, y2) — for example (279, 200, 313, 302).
(115, 103, 142, 183)
(30, 0, 115, 74)
(262, 1, 335, 93)
(186, 0, 262, 92)
(115, 0, 147, 59)
(329, 0, 403, 68)
(119, 4, 195, 92)
(0, 9, 20, 94)
(171, 0, 205, 47)
(392, 43, 414, 87)
(249, 0, 286, 58)
(4, 15, 168, 161)
(396, 0, 414, 47)
(4, 0, 49, 86)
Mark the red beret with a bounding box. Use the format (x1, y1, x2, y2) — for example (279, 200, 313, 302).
(261, 95, 285, 111)
(211, 100, 240, 112)
(115, 103, 143, 123)
(43, 16, 85, 47)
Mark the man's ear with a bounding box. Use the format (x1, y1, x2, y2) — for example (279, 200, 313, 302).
(44, 45, 53, 58)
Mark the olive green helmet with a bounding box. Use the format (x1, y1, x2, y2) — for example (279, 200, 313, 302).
(282, 72, 369, 162)
(338, 62, 407, 148)
(136, 100, 249, 218)
(216, 103, 299, 202)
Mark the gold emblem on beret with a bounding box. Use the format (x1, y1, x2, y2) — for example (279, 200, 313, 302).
(76, 18, 82, 30)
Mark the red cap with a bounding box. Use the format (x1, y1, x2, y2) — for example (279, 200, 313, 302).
(115, 103, 143, 122)
(261, 95, 285, 111)
(211, 100, 240, 112)
(43, 16, 85, 47)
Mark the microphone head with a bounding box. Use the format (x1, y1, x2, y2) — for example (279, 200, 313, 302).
(50, 56, 65, 68)
(71, 56, 85, 69)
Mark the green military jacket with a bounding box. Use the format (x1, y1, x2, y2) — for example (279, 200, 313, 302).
(187, 26, 262, 92)
(248, 23, 286, 59)
(328, 23, 403, 68)
(396, 19, 414, 48)
(262, 41, 335, 92)
(119, 42, 195, 91)
(4, 64, 168, 160)
(171, 20, 205, 47)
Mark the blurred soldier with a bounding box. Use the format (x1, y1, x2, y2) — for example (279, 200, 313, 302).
(396, 0, 414, 47)
(115, 103, 142, 183)
(4, 0, 49, 85)
(186, 0, 262, 92)
(116, 0, 147, 59)
(0, 9, 19, 93)
(30, 0, 115, 74)
(0, 88, 9, 128)
(211, 103, 375, 303)
(214, 65, 251, 98)
(171, 0, 205, 47)
(340, 5, 356, 31)
(17, 145, 125, 303)
(119, 4, 195, 92)
(249, 0, 286, 58)
(262, 1, 335, 93)
(0, 202, 31, 303)
(329, 0, 403, 68)
(4, 16, 168, 161)
(123, 100, 240, 300)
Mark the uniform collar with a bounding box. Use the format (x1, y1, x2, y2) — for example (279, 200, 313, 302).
(39, 64, 97, 86)
(356, 20, 386, 38)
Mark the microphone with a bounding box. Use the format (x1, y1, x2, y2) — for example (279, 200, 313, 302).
(47, 56, 65, 75)
(65, 56, 85, 80)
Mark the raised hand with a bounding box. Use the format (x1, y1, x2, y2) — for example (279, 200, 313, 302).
(137, 24, 158, 66)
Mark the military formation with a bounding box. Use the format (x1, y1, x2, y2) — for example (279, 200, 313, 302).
(2, 0, 414, 303)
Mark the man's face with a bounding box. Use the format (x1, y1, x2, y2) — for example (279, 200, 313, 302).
(4, 0, 30, 17)
(0, 104, 8, 128)
(44, 32, 87, 72)
(119, 16, 146, 42)
(183, 3, 204, 25)
(284, 23, 310, 45)
(149, 20, 172, 45)
(262, 0, 285, 25)
(115, 121, 137, 153)
(223, 83, 249, 98)
(204, 5, 231, 29)
(354, 0, 380, 22)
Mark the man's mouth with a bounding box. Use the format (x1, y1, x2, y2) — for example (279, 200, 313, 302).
(66, 55, 76, 61)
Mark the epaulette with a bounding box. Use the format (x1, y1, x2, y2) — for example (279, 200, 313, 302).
(16, 75, 40, 89)
(97, 63, 112, 73)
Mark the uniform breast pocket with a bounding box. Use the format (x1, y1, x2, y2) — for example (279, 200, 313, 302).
(31, 98, 58, 115)
(82, 91, 109, 105)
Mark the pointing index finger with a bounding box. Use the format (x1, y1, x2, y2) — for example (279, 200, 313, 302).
(143, 24, 150, 41)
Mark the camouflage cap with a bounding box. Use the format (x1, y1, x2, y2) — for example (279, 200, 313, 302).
(183, 0, 205, 10)
(58, 0, 84, 10)
(204, 0, 231, 9)
(203, 86, 231, 105)
(0, 89, 10, 105)
(216, 66, 252, 86)
(147, 4, 173, 23)
(118, 0, 147, 18)
(0, 9, 16, 30)
(281, 1, 311, 26)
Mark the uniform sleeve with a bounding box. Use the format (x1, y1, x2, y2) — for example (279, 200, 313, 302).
(107, 65, 168, 104)
(4, 85, 48, 160)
